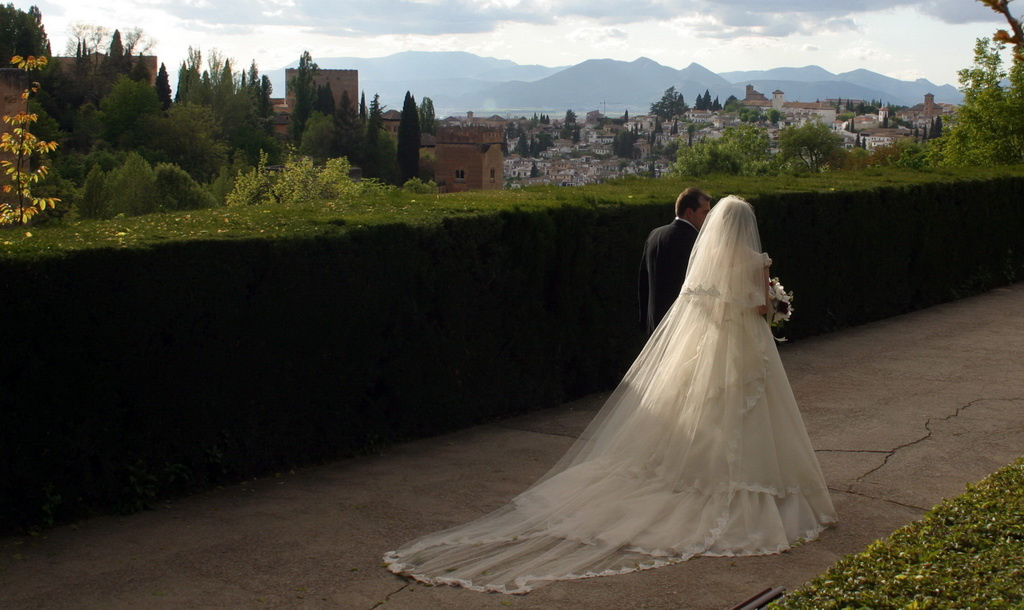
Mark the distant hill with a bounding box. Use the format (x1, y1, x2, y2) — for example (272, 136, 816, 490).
(267, 52, 962, 117)
(720, 65, 962, 106)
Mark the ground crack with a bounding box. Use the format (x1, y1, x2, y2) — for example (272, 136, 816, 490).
(370, 582, 411, 608)
(494, 422, 581, 439)
(835, 489, 933, 511)
(853, 397, 1018, 482)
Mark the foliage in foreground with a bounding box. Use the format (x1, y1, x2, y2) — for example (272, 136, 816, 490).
(777, 455, 1024, 609)
(1, 55, 59, 225)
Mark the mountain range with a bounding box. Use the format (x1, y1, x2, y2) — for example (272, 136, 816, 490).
(266, 51, 963, 118)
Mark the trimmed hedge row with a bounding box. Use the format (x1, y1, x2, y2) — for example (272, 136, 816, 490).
(1, 175, 1022, 531)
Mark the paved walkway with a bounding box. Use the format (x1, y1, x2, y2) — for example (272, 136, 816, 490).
(2, 284, 1023, 609)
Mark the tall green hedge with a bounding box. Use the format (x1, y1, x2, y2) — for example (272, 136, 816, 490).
(1, 175, 1022, 531)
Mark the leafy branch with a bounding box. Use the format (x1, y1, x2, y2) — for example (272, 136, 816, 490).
(1, 55, 60, 226)
(977, 0, 1024, 60)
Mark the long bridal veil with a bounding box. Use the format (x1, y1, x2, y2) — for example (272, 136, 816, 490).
(383, 196, 837, 594)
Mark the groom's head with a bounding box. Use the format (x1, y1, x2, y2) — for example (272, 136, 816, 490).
(676, 188, 711, 230)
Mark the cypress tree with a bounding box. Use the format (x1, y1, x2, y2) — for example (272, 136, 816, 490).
(155, 62, 172, 109)
(515, 134, 530, 157)
(289, 50, 318, 141)
(397, 91, 421, 183)
(334, 89, 364, 164)
(418, 97, 436, 135)
(314, 83, 335, 115)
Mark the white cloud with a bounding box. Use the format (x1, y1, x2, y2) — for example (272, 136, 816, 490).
(31, 0, 1007, 90)
(839, 45, 893, 63)
(568, 26, 629, 48)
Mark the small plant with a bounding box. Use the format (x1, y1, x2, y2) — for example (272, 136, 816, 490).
(1, 55, 60, 226)
(402, 177, 438, 194)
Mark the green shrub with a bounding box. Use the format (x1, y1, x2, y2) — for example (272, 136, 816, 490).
(226, 150, 272, 206)
(104, 151, 157, 216)
(777, 455, 1024, 608)
(402, 177, 438, 193)
(75, 165, 109, 219)
(153, 163, 217, 211)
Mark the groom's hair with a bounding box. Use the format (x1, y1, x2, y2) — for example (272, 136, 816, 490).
(675, 187, 710, 217)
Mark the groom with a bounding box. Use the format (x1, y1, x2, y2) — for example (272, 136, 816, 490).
(638, 187, 712, 335)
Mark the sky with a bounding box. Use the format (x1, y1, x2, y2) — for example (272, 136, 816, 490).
(21, 0, 1015, 88)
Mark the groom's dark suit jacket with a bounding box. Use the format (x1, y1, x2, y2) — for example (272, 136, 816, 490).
(639, 219, 699, 335)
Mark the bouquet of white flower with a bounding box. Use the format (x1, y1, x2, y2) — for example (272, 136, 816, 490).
(767, 277, 794, 342)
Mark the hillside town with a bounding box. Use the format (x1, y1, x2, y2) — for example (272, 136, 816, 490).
(432, 85, 956, 188)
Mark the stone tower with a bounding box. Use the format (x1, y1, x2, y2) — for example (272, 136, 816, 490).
(434, 126, 506, 193)
(285, 68, 359, 110)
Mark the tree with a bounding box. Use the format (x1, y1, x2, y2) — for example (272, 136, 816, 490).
(672, 124, 774, 176)
(560, 108, 577, 140)
(0, 4, 50, 60)
(146, 103, 227, 183)
(103, 29, 131, 79)
(778, 121, 844, 172)
(76, 164, 108, 218)
(418, 97, 436, 135)
(65, 22, 109, 56)
(313, 83, 335, 115)
(153, 162, 216, 211)
(175, 47, 203, 103)
(937, 38, 1024, 166)
(334, 89, 364, 165)
(258, 75, 274, 119)
(289, 50, 318, 141)
(613, 128, 639, 158)
(298, 111, 337, 163)
(1, 55, 59, 225)
(362, 93, 398, 183)
(121, 27, 154, 56)
(103, 151, 156, 216)
(129, 56, 151, 83)
(154, 63, 172, 109)
(650, 86, 687, 119)
(397, 90, 421, 183)
(98, 75, 161, 148)
(515, 134, 530, 157)
(534, 131, 554, 156)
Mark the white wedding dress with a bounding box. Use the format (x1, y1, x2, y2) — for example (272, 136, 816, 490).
(384, 196, 837, 594)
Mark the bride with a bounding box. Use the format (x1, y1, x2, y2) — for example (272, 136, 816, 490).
(384, 195, 837, 594)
